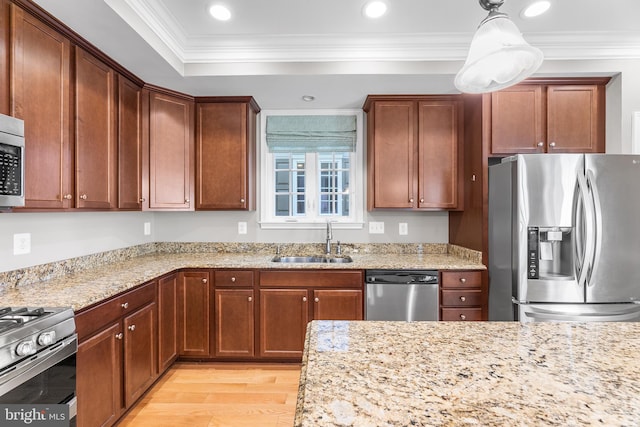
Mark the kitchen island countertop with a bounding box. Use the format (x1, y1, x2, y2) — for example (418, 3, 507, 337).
(295, 320, 640, 426)
(0, 250, 483, 311)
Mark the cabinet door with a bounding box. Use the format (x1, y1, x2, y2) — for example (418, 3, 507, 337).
(77, 322, 123, 427)
(118, 76, 143, 209)
(313, 289, 363, 320)
(214, 289, 255, 357)
(158, 274, 178, 372)
(148, 91, 194, 210)
(490, 85, 545, 155)
(196, 101, 256, 210)
(259, 289, 309, 358)
(123, 302, 157, 408)
(0, 0, 9, 115)
(546, 85, 604, 153)
(11, 5, 73, 209)
(368, 101, 416, 209)
(417, 99, 462, 209)
(177, 271, 211, 357)
(75, 46, 117, 209)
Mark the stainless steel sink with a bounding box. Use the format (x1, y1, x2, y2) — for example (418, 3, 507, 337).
(271, 255, 353, 263)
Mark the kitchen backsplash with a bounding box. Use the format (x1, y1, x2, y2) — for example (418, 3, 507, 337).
(0, 242, 482, 290)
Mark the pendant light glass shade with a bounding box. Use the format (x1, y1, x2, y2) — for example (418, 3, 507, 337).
(455, 13, 543, 93)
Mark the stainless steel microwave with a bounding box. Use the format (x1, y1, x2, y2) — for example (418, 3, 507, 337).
(0, 113, 25, 207)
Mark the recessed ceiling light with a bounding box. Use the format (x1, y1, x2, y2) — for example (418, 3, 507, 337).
(209, 4, 231, 21)
(521, 1, 551, 18)
(363, 1, 387, 19)
(302, 95, 315, 102)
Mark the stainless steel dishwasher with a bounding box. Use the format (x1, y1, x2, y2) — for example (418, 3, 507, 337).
(365, 270, 439, 321)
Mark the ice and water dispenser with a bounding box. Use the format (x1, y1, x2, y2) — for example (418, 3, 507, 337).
(527, 227, 574, 280)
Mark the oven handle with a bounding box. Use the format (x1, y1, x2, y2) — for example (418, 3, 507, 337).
(0, 334, 77, 397)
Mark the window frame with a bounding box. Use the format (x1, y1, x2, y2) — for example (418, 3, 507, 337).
(259, 109, 364, 230)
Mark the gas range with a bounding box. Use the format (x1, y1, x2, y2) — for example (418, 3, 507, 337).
(0, 306, 76, 391)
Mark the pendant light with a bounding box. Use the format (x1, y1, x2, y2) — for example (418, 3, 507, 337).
(454, 0, 543, 94)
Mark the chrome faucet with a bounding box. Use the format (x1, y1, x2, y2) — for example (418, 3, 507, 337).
(325, 221, 333, 255)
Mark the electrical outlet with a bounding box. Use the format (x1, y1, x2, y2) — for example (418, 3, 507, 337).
(369, 221, 384, 234)
(399, 223, 408, 235)
(144, 222, 151, 236)
(13, 233, 31, 255)
(238, 221, 247, 234)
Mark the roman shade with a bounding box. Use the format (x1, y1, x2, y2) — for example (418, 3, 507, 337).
(266, 115, 357, 153)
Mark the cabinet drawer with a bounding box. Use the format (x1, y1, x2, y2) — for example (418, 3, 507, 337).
(76, 281, 156, 341)
(259, 270, 363, 288)
(214, 270, 254, 287)
(441, 271, 482, 289)
(441, 290, 483, 307)
(441, 307, 483, 321)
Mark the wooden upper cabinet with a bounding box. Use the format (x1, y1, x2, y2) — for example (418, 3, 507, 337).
(75, 46, 117, 209)
(196, 98, 259, 210)
(364, 95, 463, 211)
(0, 0, 10, 116)
(417, 99, 463, 209)
(117, 76, 143, 210)
(10, 4, 73, 209)
(489, 80, 608, 155)
(147, 89, 195, 210)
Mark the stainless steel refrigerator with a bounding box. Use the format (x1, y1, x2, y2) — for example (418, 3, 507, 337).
(489, 154, 640, 322)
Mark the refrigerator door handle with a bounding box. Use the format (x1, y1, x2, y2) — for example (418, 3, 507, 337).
(515, 301, 640, 322)
(576, 173, 594, 289)
(585, 170, 602, 288)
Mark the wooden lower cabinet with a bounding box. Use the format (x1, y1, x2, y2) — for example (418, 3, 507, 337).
(259, 289, 309, 359)
(75, 281, 157, 427)
(177, 270, 211, 357)
(214, 289, 255, 357)
(76, 322, 123, 427)
(313, 289, 363, 320)
(158, 273, 178, 372)
(439, 270, 484, 321)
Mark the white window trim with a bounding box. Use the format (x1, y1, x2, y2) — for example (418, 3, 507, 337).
(258, 109, 364, 230)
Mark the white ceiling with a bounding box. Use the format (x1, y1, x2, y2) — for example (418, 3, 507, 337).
(31, 0, 640, 109)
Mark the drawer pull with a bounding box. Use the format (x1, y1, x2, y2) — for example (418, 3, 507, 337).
(302, 297, 307, 302)
(63, 194, 72, 200)
(121, 302, 129, 309)
(115, 333, 123, 340)
(202, 278, 208, 284)
(314, 297, 319, 303)
(459, 277, 466, 284)
(460, 296, 466, 302)
(460, 314, 466, 320)
(231, 277, 236, 282)
(128, 325, 136, 331)
(248, 296, 253, 302)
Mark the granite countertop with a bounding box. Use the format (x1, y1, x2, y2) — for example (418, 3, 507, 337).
(295, 321, 640, 426)
(0, 249, 484, 311)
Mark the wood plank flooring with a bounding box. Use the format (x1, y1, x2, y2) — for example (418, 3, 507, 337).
(118, 363, 301, 427)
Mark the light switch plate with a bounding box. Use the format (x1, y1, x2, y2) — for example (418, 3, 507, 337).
(399, 223, 408, 235)
(369, 221, 384, 234)
(238, 221, 247, 234)
(13, 233, 31, 255)
(144, 222, 151, 236)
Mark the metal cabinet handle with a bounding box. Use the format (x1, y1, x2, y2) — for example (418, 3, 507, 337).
(537, 142, 544, 147)
(314, 297, 319, 303)
(460, 314, 467, 320)
(202, 278, 208, 284)
(63, 194, 72, 200)
(139, 198, 146, 202)
(185, 199, 190, 203)
(80, 194, 87, 200)
(240, 198, 245, 203)
(459, 277, 466, 283)
(121, 302, 129, 309)
(420, 198, 424, 203)
(231, 277, 236, 282)
(115, 333, 123, 340)
(302, 297, 307, 302)
(248, 296, 253, 302)
(549, 142, 556, 148)
(128, 325, 136, 331)
(460, 296, 466, 302)
(409, 198, 414, 203)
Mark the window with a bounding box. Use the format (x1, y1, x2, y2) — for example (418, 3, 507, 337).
(259, 110, 364, 229)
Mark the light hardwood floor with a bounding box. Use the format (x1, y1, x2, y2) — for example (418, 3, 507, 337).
(118, 363, 301, 427)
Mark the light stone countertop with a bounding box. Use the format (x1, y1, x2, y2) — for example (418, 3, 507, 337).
(295, 321, 640, 426)
(0, 251, 484, 311)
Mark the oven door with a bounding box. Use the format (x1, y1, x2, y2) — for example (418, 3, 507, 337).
(0, 334, 77, 425)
